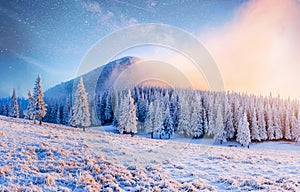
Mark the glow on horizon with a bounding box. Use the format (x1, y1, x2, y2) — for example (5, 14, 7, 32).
(201, 0, 300, 99)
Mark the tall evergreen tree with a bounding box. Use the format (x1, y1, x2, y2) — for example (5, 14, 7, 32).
(153, 100, 164, 139)
(273, 105, 282, 139)
(69, 77, 91, 131)
(62, 96, 71, 125)
(32, 76, 47, 125)
(265, 103, 275, 140)
(163, 103, 174, 139)
(9, 88, 19, 118)
(215, 104, 226, 144)
(145, 102, 156, 139)
(118, 89, 138, 136)
(250, 108, 260, 141)
(284, 109, 292, 140)
(178, 98, 190, 137)
(224, 96, 235, 140)
(237, 113, 251, 147)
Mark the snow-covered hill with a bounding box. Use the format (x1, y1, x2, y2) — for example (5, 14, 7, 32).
(0, 116, 299, 191)
(44, 56, 139, 103)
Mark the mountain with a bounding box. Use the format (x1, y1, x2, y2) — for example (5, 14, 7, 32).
(44, 56, 139, 125)
(44, 56, 139, 103)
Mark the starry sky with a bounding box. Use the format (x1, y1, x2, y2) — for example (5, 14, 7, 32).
(0, 0, 246, 97)
(2, 0, 300, 99)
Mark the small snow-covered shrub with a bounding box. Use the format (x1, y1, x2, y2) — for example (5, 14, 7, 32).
(0, 141, 8, 148)
(0, 166, 12, 175)
(45, 174, 55, 185)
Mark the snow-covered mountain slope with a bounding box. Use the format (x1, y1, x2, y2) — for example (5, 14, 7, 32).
(44, 56, 139, 103)
(0, 116, 299, 191)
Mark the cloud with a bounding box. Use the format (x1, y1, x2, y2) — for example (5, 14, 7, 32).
(201, 0, 300, 99)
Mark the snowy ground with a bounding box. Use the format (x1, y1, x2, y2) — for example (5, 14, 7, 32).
(0, 116, 299, 191)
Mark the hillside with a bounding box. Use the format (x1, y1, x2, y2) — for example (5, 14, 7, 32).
(44, 56, 139, 103)
(0, 116, 299, 191)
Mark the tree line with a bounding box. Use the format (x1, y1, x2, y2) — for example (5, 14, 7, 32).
(1, 78, 300, 147)
(96, 86, 300, 146)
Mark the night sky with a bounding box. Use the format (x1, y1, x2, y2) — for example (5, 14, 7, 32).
(0, 0, 246, 97)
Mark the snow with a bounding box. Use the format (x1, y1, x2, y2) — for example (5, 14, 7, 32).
(0, 116, 299, 191)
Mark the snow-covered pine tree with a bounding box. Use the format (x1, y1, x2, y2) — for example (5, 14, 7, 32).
(215, 104, 226, 144)
(202, 104, 209, 135)
(125, 95, 138, 136)
(207, 96, 215, 137)
(178, 97, 190, 137)
(272, 104, 282, 140)
(224, 95, 235, 140)
(190, 95, 199, 138)
(290, 109, 298, 141)
(237, 112, 251, 148)
(170, 92, 180, 130)
(104, 91, 113, 124)
(99, 91, 107, 125)
(190, 94, 203, 138)
(136, 93, 148, 124)
(153, 99, 164, 139)
(145, 102, 156, 138)
(118, 89, 138, 136)
(284, 108, 292, 140)
(250, 108, 260, 141)
(265, 103, 275, 140)
(9, 88, 19, 118)
(118, 90, 129, 133)
(32, 76, 47, 125)
(62, 96, 71, 125)
(163, 103, 174, 139)
(24, 90, 34, 119)
(69, 77, 91, 131)
(257, 101, 267, 141)
(293, 105, 300, 141)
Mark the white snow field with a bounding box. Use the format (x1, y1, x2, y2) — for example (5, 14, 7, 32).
(0, 116, 299, 191)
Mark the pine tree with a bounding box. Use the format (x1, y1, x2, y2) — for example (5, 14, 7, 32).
(153, 100, 164, 139)
(250, 108, 260, 141)
(293, 106, 300, 141)
(170, 92, 180, 130)
(136, 96, 148, 123)
(190, 95, 201, 138)
(224, 96, 235, 140)
(24, 90, 34, 119)
(178, 98, 190, 137)
(237, 113, 251, 147)
(104, 91, 113, 123)
(118, 89, 137, 136)
(32, 76, 47, 125)
(125, 95, 138, 136)
(257, 103, 267, 141)
(145, 102, 156, 138)
(265, 103, 275, 140)
(207, 97, 215, 136)
(215, 104, 226, 144)
(9, 88, 19, 118)
(202, 105, 209, 135)
(69, 77, 91, 130)
(290, 109, 298, 141)
(284, 109, 292, 140)
(62, 96, 71, 125)
(273, 105, 282, 140)
(163, 103, 174, 139)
